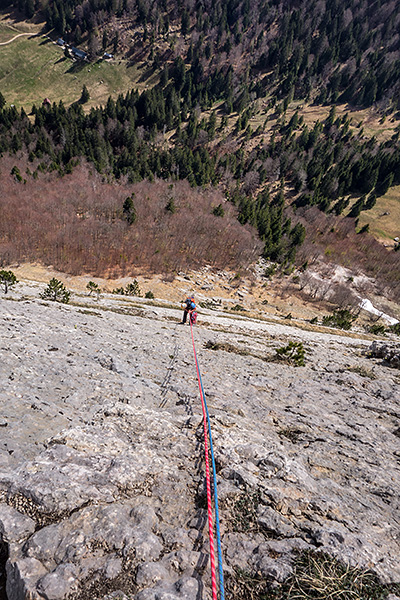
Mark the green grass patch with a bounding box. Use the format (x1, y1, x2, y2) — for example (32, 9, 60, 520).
(0, 23, 20, 43)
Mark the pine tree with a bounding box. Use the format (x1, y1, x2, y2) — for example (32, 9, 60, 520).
(123, 195, 136, 224)
(0, 270, 18, 294)
(80, 85, 90, 104)
(181, 11, 190, 36)
(40, 279, 70, 303)
(364, 192, 377, 210)
(348, 196, 365, 218)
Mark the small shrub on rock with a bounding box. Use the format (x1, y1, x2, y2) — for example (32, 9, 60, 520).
(199, 299, 221, 310)
(322, 309, 356, 330)
(125, 280, 141, 296)
(145, 290, 155, 299)
(231, 304, 246, 312)
(86, 281, 101, 296)
(276, 341, 305, 366)
(112, 286, 125, 295)
(40, 278, 70, 303)
(263, 264, 276, 279)
(389, 323, 400, 336)
(112, 280, 141, 296)
(368, 323, 386, 335)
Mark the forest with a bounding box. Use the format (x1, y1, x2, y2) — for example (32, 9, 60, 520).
(0, 0, 399, 293)
(8, 0, 400, 109)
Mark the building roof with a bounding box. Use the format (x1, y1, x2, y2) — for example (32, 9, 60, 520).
(71, 47, 87, 59)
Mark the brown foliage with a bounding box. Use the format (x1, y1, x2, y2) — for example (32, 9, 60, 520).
(0, 156, 262, 276)
(294, 206, 400, 302)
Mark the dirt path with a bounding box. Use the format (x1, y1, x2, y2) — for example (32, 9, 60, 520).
(0, 31, 32, 45)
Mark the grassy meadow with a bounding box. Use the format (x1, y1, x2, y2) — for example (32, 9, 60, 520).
(358, 186, 400, 245)
(0, 15, 156, 111)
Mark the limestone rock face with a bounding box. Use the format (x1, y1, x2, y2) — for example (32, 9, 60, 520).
(0, 285, 399, 599)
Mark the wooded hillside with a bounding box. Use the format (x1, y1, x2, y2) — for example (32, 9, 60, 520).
(8, 0, 400, 109)
(0, 0, 399, 290)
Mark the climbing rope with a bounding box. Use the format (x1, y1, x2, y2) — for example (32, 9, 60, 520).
(189, 318, 225, 600)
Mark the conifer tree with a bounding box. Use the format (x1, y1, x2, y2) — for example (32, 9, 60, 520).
(80, 85, 90, 104)
(123, 195, 137, 224)
(0, 270, 18, 294)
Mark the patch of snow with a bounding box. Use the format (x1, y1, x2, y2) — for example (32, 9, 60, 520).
(359, 299, 399, 325)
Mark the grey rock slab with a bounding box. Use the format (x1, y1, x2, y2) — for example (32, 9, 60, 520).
(36, 563, 79, 600)
(256, 506, 298, 537)
(136, 562, 171, 588)
(0, 503, 35, 542)
(251, 553, 293, 582)
(6, 557, 48, 600)
(134, 576, 199, 600)
(1, 286, 400, 598)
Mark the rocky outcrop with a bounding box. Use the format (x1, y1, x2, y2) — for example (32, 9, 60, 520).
(0, 283, 399, 599)
(366, 340, 400, 368)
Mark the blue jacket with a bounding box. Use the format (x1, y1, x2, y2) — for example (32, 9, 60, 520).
(185, 299, 196, 311)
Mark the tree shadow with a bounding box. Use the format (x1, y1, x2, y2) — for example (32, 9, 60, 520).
(66, 60, 87, 74)
(139, 65, 155, 82)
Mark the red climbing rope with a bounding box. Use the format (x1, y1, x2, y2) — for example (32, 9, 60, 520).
(190, 322, 218, 600)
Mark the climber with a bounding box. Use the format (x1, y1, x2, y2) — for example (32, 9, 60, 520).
(180, 295, 197, 324)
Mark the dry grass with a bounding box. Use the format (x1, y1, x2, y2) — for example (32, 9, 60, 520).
(281, 551, 395, 600)
(346, 365, 377, 379)
(358, 185, 400, 245)
(225, 550, 399, 600)
(241, 100, 398, 151)
(204, 340, 250, 356)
